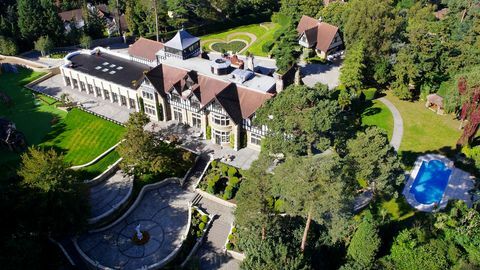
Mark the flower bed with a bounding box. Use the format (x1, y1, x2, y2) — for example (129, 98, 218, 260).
(199, 160, 244, 201)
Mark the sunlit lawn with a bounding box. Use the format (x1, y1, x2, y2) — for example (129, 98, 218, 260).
(384, 91, 461, 165)
(361, 100, 394, 140)
(0, 68, 124, 175)
(200, 23, 282, 56)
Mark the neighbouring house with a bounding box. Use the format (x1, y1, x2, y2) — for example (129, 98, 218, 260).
(296, 15, 344, 59)
(128, 37, 165, 65)
(58, 3, 126, 35)
(60, 29, 279, 151)
(426, 94, 445, 115)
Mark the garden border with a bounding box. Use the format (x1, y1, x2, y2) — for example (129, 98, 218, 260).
(180, 208, 216, 268)
(70, 140, 124, 170)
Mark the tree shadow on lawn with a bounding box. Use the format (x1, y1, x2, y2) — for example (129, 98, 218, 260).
(400, 146, 458, 168)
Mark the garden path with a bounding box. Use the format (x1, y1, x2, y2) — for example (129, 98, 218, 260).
(378, 97, 404, 151)
(88, 169, 133, 222)
(194, 195, 240, 270)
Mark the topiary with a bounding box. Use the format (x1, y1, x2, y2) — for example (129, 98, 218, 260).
(227, 167, 237, 178)
(223, 185, 233, 200)
(207, 180, 216, 194)
(231, 227, 237, 234)
(226, 243, 233, 250)
(201, 215, 208, 223)
(211, 160, 218, 168)
(221, 164, 229, 175)
(199, 222, 205, 231)
(228, 177, 240, 188)
(228, 234, 234, 241)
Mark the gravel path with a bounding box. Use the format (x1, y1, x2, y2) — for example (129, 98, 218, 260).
(378, 97, 404, 151)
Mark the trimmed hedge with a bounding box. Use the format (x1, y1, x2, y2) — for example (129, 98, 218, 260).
(362, 88, 377, 101)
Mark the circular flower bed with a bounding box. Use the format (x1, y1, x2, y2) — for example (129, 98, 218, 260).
(131, 231, 151, 245)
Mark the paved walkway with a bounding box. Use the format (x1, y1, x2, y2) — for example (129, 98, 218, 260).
(378, 97, 403, 151)
(195, 196, 240, 270)
(146, 121, 260, 170)
(300, 59, 342, 89)
(89, 170, 133, 220)
(31, 74, 134, 123)
(76, 182, 194, 269)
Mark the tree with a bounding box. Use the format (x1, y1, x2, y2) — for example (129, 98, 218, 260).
(235, 154, 274, 240)
(241, 238, 310, 270)
(271, 23, 299, 73)
(317, 1, 349, 31)
(117, 112, 176, 176)
(391, 47, 418, 100)
(34, 36, 54, 57)
(255, 84, 341, 156)
(80, 34, 92, 49)
(83, 4, 106, 39)
(271, 154, 354, 251)
(18, 0, 63, 43)
(337, 89, 352, 111)
(346, 127, 403, 196)
(346, 212, 381, 268)
(340, 42, 366, 90)
(17, 147, 88, 236)
(0, 36, 18, 55)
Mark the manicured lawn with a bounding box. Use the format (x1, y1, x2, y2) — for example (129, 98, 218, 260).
(380, 197, 415, 221)
(384, 91, 461, 165)
(200, 23, 282, 56)
(211, 40, 247, 53)
(76, 150, 121, 180)
(0, 68, 124, 174)
(40, 108, 125, 165)
(361, 100, 394, 140)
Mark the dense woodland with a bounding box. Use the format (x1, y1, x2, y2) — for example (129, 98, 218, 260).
(1, 0, 480, 269)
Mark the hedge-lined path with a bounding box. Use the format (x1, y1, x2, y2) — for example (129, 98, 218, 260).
(89, 169, 133, 221)
(378, 97, 404, 151)
(195, 196, 240, 270)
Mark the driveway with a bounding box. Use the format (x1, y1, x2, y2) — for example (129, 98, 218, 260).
(76, 182, 194, 269)
(300, 59, 342, 89)
(31, 74, 134, 123)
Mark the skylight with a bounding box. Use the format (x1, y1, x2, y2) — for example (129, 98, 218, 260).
(95, 66, 101, 70)
(109, 71, 116, 75)
(102, 62, 109, 66)
(102, 68, 109, 72)
(116, 66, 123, 70)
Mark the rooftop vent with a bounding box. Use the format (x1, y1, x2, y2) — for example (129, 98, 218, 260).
(210, 58, 231, 75)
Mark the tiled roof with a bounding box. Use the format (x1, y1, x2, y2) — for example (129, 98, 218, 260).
(128, 38, 164, 62)
(296, 15, 340, 52)
(144, 63, 273, 123)
(59, 9, 83, 22)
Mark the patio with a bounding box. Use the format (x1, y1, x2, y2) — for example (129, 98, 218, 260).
(145, 121, 260, 170)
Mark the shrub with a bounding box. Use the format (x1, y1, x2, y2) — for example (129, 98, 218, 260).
(226, 243, 233, 250)
(196, 230, 203, 238)
(230, 133, 235, 149)
(182, 151, 193, 162)
(0, 36, 18, 56)
(207, 179, 216, 194)
(274, 199, 285, 213)
(228, 177, 240, 188)
(227, 167, 237, 178)
(211, 160, 218, 168)
(221, 164, 229, 175)
(228, 234, 234, 241)
(199, 222, 206, 231)
(206, 125, 212, 140)
(223, 185, 233, 200)
(231, 227, 237, 234)
(362, 88, 377, 101)
(262, 41, 274, 53)
(201, 215, 208, 223)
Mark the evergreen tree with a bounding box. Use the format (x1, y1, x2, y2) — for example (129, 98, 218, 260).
(340, 42, 366, 90)
(346, 212, 381, 268)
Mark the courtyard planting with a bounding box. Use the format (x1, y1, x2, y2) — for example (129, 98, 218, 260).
(199, 160, 244, 201)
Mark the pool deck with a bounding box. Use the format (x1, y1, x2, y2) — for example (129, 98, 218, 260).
(403, 154, 475, 212)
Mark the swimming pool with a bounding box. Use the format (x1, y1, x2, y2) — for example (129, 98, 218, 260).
(410, 159, 452, 204)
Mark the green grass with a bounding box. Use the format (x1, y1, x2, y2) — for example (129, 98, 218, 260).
(384, 91, 461, 166)
(380, 197, 415, 221)
(361, 100, 394, 140)
(200, 23, 282, 56)
(76, 150, 121, 180)
(40, 108, 125, 165)
(0, 68, 124, 176)
(211, 41, 247, 53)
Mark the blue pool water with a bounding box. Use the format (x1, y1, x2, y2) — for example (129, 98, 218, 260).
(411, 160, 451, 204)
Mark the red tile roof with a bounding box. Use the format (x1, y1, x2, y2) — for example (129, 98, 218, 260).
(128, 37, 164, 62)
(296, 15, 340, 52)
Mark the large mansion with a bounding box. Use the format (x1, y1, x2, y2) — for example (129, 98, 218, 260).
(60, 30, 279, 151)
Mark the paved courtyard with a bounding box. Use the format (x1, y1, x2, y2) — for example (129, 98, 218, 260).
(89, 170, 133, 221)
(300, 59, 342, 89)
(76, 182, 194, 269)
(31, 74, 134, 123)
(146, 121, 260, 170)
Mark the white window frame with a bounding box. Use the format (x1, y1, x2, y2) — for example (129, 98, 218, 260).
(212, 113, 230, 126)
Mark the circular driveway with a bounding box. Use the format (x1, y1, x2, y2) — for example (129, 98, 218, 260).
(76, 182, 194, 269)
